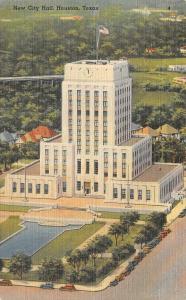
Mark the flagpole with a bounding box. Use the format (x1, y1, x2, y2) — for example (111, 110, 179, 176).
(96, 25, 100, 62)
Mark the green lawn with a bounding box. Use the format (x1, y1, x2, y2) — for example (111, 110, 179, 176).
(131, 71, 179, 106)
(100, 211, 149, 221)
(0, 216, 22, 242)
(32, 222, 105, 264)
(0, 204, 31, 212)
(129, 57, 186, 72)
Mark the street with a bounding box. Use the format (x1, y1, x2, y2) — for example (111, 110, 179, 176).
(0, 217, 185, 300)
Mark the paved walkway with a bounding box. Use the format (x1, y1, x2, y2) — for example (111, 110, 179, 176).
(167, 198, 186, 224)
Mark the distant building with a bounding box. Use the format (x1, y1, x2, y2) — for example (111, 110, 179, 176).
(173, 77, 186, 85)
(145, 48, 157, 54)
(156, 124, 179, 139)
(131, 122, 143, 134)
(180, 46, 186, 55)
(16, 126, 57, 144)
(168, 65, 186, 73)
(0, 130, 18, 144)
(134, 126, 158, 138)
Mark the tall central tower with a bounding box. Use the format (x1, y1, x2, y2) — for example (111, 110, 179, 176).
(61, 59, 132, 196)
(62, 59, 132, 150)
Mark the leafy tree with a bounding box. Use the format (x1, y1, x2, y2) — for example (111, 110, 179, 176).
(9, 253, 32, 280)
(80, 249, 89, 267)
(38, 258, 64, 282)
(109, 223, 122, 246)
(148, 212, 167, 229)
(94, 235, 113, 256)
(135, 233, 146, 249)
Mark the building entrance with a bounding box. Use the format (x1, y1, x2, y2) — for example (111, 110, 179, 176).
(84, 182, 91, 195)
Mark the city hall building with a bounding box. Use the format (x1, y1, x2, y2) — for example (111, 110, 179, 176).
(5, 59, 184, 206)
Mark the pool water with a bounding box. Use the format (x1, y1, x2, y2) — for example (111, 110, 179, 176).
(0, 221, 81, 259)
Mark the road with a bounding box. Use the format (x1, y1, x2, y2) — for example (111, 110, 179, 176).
(0, 217, 185, 300)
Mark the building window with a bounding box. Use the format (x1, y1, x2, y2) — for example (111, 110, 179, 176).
(28, 183, 32, 193)
(77, 181, 81, 191)
(44, 184, 49, 194)
(45, 169, 49, 174)
(68, 90, 72, 100)
(130, 189, 134, 200)
(121, 189, 126, 199)
(77, 159, 81, 174)
(45, 149, 49, 155)
(94, 182, 98, 192)
(138, 190, 142, 200)
(113, 188, 118, 198)
(146, 190, 151, 201)
(86, 160, 90, 174)
(63, 182, 67, 192)
(103, 91, 108, 100)
(54, 169, 58, 175)
(94, 160, 98, 175)
(20, 183, 24, 193)
(36, 184, 40, 194)
(12, 182, 17, 193)
(77, 90, 81, 100)
(54, 149, 58, 156)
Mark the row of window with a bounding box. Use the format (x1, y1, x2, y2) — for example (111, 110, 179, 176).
(12, 182, 49, 194)
(113, 188, 151, 201)
(76, 181, 98, 192)
(68, 90, 108, 101)
(77, 160, 98, 174)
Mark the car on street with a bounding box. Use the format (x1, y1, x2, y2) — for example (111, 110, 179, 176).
(115, 273, 125, 281)
(40, 282, 54, 289)
(109, 279, 118, 287)
(60, 284, 76, 291)
(0, 279, 12, 286)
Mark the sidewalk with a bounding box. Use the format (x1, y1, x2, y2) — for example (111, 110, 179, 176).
(166, 198, 186, 224)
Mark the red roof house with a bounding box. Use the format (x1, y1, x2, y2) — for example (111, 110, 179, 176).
(16, 126, 57, 144)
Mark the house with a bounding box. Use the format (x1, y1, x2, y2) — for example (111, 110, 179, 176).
(156, 124, 179, 139)
(16, 126, 57, 145)
(145, 48, 157, 54)
(134, 126, 158, 138)
(173, 77, 186, 85)
(180, 46, 186, 55)
(168, 65, 186, 73)
(131, 122, 143, 135)
(0, 130, 18, 144)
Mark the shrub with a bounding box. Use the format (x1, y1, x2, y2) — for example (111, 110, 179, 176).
(97, 260, 117, 277)
(78, 266, 96, 283)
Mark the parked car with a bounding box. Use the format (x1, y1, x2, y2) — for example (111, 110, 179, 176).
(109, 279, 118, 287)
(123, 269, 131, 277)
(143, 246, 151, 254)
(60, 284, 76, 291)
(40, 282, 54, 289)
(115, 273, 125, 281)
(178, 212, 185, 218)
(0, 279, 12, 286)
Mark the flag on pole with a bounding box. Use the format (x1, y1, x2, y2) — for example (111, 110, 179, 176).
(99, 25, 109, 35)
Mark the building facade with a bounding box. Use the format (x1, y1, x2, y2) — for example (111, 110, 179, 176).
(5, 59, 184, 206)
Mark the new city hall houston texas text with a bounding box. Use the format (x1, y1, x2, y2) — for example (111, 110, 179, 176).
(5, 59, 184, 210)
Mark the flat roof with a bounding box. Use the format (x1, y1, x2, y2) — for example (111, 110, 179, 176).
(13, 161, 40, 176)
(71, 59, 127, 66)
(45, 134, 62, 143)
(135, 164, 179, 182)
(119, 137, 144, 147)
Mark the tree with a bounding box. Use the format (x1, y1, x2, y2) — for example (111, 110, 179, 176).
(135, 233, 146, 249)
(118, 223, 128, 241)
(9, 253, 32, 280)
(94, 235, 113, 256)
(148, 212, 167, 230)
(109, 223, 122, 246)
(80, 249, 89, 267)
(38, 258, 64, 282)
(87, 240, 100, 267)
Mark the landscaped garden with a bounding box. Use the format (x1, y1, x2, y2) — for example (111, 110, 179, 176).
(0, 212, 167, 285)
